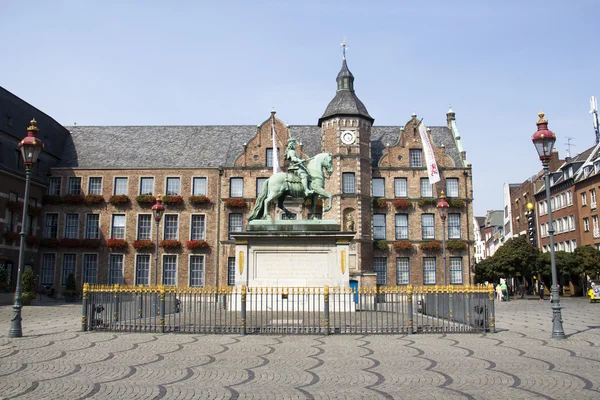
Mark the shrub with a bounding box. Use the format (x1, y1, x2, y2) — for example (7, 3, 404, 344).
(373, 240, 388, 250)
(42, 195, 63, 205)
(393, 241, 413, 251)
(420, 240, 442, 252)
(133, 240, 155, 250)
(446, 240, 467, 251)
(448, 198, 466, 208)
(225, 198, 247, 208)
(373, 198, 388, 209)
(187, 240, 209, 250)
(84, 194, 105, 205)
(0, 268, 8, 292)
(3, 231, 20, 242)
(189, 195, 211, 206)
(109, 195, 130, 206)
(63, 272, 79, 299)
(160, 240, 182, 250)
(136, 195, 156, 205)
(62, 194, 85, 205)
(393, 199, 413, 209)
(417, 198, 438, 208)
(162, 195, 184, 206)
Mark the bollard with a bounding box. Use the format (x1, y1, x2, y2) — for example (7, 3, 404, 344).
(323, 286, 330, 335)
(159, 285, 166, 334)
(81, 283, 89, 332)
(488, 284, 496, 333)
(113, 284, 120, 324)
(407, 285, 414, 334)
(241, 285, 247, 335)
(138, 292, 143, 319)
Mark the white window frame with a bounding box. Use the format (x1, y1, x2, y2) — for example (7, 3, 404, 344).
(189, 255, 205, 287)
(396, 257, 410, 285)
(111, 214, 126, 239)
(394, 178, 408, 198)
(165, 177, 181, 196)
(163, 214, 179, 240)
(114, 177, 128, 195)
(162, 255, 177, 286)
(230, 178, 244, 198)
(446, 178, 459, 197)
(139, 177, 154, 195)
(88, 177, 103, 195)
(108, 254, 124, 285)
(192, 177, 207, 196)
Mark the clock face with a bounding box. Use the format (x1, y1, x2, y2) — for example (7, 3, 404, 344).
(341, 130, 356, 145)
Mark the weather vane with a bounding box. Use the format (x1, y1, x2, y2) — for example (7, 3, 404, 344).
(341, 36, 347, 59)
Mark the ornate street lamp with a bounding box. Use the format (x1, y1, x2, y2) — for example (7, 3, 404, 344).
(152, 195, 165, 286)
(531, 112, 565, 339)
(437, 191, 449, 285)
(9, 119, 44, 338)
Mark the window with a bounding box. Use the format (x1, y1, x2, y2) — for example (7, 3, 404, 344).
(111, 214, 126, 239)
(582, 192, 588, 206)
(165, 177, 180, 196)
(593, 215, 599, 232)
(561, 193, 566, 208)
(85, 214, 99, 239)
(192, 177, 207, 196)
(64, 214, 79, 239)
(373, 257, 387, 285)
(163, 215, 179, 240)
(135, 255, 150, 286)
(162, 255, 177, 286)
(394, 178, 407, 198)
(228, 257, 236, 285)
(373, 214, 386, 240)
(108, 254, 124, 285)
(567, 190, 573, 206)
(420, 178, 433, 198)
(280, 213, 297, 220)
(140, 177, 154, 195)
(396, 258, 410, 285)
(68, 177, 81, 195)
(504, 206, 508, 218)
(592, 189, 597, 206)
(421, 214, 435, 239)
(40, 254, 55, 285)
(82, 254, 98, 284)
(342, 173, 356, 194)
(449, 257, 463, 284)
(88, 177, 102, 195)
(62, 254, 76, 285)
(446, 178, 459, 197)
(372, 178, 385, 198)
(229, 213, 243, 240)
(230, 178, 244, 198)
(137, 214, 152, 240)
(266, 148, 280, 168)
(256, 178, 267, 197)
(395, 214, 408, 240)
(114, 177, 128, 195)
(569, 215, 575, 231)
(423, 257, 436, 284)
(44, 213, 58, 238)
(448, 213, 461, 239)
(189, 255, 205, 286)
(409, 149, 423, 167)
(190, 215, 206, 240)
(47, 177, 61, 195)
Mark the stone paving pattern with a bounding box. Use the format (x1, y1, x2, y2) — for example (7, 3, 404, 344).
(0, 297, 599, 399)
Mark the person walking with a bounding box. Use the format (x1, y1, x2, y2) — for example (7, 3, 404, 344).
(539, 281, 545, 301)
(500, 281, 508, 302)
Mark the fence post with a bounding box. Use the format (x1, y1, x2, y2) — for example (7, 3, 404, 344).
(81, 283, 89, 332)
(138, 290, 143, 318)
(465, 285, 472, 329)
(241, 285, 247, 335)
(407, 285, 413, 334)
(323, 285, 330, 335)
(113, 284, 120, 324)
(159, 285, 166, 334)
(488, 284, 496, 333)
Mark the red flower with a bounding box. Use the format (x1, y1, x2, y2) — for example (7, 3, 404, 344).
(3, 231, 20, 242)
(393, 241, 413, 251)
(133, 240, 155, 250)
(106, 238, 128, 249)
(186, 240, 209, 250)
(160, 240, 182, 250)
(135, 195, 156, 205)
(84, 194, 105, 205)
(224, 198, 247, 208)
(109, 195, 130, 205)
(162, 195, 184, 206)
(393, 199, 413, 209)
(189, 195, 211, 205)
(62, 194, 85, 205)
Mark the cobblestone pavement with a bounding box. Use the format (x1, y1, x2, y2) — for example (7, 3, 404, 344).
(0, 296, 599, 399)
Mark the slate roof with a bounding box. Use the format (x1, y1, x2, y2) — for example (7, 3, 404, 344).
(319, 90, 373, 126)
(59, 124, 464, 170)
(484, 210, 504, 228)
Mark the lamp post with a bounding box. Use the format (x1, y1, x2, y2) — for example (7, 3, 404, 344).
(437, 191, 449, 285)
(531, 111, 565, 339)
(152, 195, 165, 286)
(9, 119, 44, 338)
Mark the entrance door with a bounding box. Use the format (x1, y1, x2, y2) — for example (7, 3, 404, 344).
(349, 280, 359, 304)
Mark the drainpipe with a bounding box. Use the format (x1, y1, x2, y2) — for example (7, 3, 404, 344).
(215, 167, 223, 294)
(464, 168, 472, 284)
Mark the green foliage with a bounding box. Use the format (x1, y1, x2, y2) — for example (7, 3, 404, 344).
(489, 236, 540, 279)
(446, 240, 467, 251)
(21, 269, 37, 293)
(417, 198, 438, 208)
(373, 240, 388, 250)
(474, 258, 502, 283)
(574, 245, 600, 279)
(538, 251, 577, 278)
(0, 268, 8, 292)
(63, 273, 79, 298)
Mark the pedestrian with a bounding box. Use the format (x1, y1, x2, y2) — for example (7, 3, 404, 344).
(539, 282, 545, 301)
(501, 281, 508, 302)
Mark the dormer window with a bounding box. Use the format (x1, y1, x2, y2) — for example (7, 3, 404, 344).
(595, 161, 600, 173)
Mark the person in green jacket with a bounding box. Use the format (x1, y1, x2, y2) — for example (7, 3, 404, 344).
(500, 281, 508, 302)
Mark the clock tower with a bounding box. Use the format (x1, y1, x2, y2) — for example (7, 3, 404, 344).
(318, 50, 375, 278)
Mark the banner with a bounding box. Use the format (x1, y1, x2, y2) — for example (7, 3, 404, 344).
(271, 115, 282, 174)
(418, 122, 440, 184)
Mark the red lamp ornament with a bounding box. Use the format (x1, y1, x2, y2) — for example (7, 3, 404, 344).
(19, 119, 44, 168)
(531, 112, 556, 164)
(152, 195, 165, 222)
(437, 191, 449, 221)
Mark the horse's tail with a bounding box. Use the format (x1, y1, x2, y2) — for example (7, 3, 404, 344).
(247, 179, 269, 221)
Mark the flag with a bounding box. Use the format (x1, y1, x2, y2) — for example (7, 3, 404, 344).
(418, 122, 440, 184)
(271, 114, 282, 174)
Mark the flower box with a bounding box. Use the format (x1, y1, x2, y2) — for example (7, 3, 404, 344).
(28, 206, 42, 217)
(136, 195, 156, 205)
(417, 198, 438, 208)
(393, 241, 413, 251)
(3, 231, 20, 242)
(393, 199, 413, 210)
(80, 239, 102, 249)
(42, 195, 63, 205)
(39, 238, 60, 248)
(25, 236, 40, 246)
(420, 240, 442, 252)
(133, 240, 155, 250)
(106, 238, 128, 249)
(225, 198, 247, 208)
(373, 198, 388, 209)
(62, 194, 85, 205)
(186, 240, 209, 250)
(373, 240, 388, 250)
(162, 195, 184, 206)
(446, 240, 467, 251)
(448, 198, 466, 208)
(160, 240, 182, 250)
(60, 238, 82, 248)
(189, 195, 211, 206)
(5, 201, 22, 212)
(109, 195, 130, 206)
(84, 194, 105, 205)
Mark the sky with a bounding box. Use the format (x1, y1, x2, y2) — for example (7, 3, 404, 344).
(2, 0, 600, 216)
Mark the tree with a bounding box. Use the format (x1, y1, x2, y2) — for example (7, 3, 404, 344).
(474, 258, 502, 283)
(538, 251, 576, 279)
(574, 245, 600, 279)
(491, 236, 540, 279)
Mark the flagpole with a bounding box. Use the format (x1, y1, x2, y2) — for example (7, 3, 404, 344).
(271, 109, 281, 174)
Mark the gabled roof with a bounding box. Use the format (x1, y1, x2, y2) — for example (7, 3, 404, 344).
(537, 146, 595, 192)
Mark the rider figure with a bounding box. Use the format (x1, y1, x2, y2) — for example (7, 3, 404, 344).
(285, 138, 313, 196)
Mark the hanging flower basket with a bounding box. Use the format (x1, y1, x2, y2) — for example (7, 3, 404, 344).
(84, 194, 105, 205)
(393, 240, 413, 251)
(39, 238, 60, 248)
(6, 201, 22, 213)
(393, 199, 413, 210)
(25, 236, 40, 246)
(42, 195, 63, 205)
(186, 240, 209, 250)
(225, 198, 247, 208)
(162, 195, 184, 206)
(160, 240, 182, 250)
(109, 195, 130, 206)
(3, 231, 20, 242)
(136, 195, 156, 206)
(373, 198, 388, 209)
(420, 240, 442, 252)
(62, 194, 85, 205)
(189, 195, 211, 206)
(106, 238, 128, 249)
(448, 198, 466, 208)
(28, 206, 42, 217)
(417, 198, 438, 208)
(446, 240, 467, 251)
(373, 240, 388, 251)
(133, 240, 155, 250)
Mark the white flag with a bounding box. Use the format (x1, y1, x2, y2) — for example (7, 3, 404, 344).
(418, 122, 440, 184)
(271, 115, 282, 174)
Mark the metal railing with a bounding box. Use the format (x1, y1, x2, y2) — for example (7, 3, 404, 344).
(81, 284, 495, 335)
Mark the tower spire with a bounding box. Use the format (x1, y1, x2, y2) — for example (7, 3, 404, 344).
(341, 36, 347, 60)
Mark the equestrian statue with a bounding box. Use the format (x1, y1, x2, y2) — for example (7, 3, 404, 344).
(247, 137, 333, 221)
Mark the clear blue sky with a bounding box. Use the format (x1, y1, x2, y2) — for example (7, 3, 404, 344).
(2, 0, 599, 216)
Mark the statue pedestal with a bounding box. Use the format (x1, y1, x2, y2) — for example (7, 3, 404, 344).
(231, 220, 354, 310)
